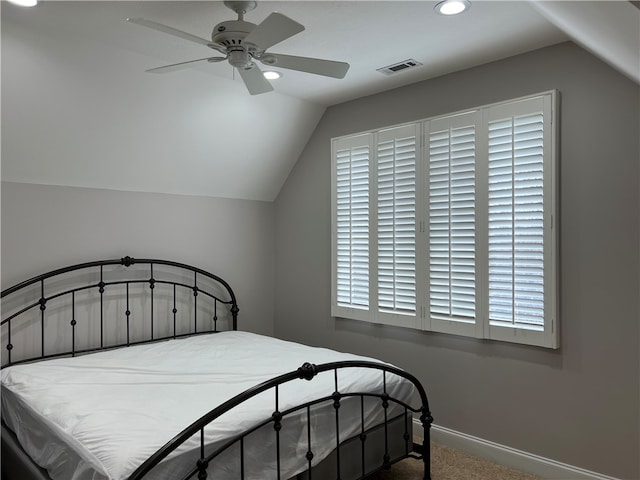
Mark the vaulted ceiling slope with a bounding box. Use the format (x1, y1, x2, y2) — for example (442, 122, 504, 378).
(1, 2, 637, 202)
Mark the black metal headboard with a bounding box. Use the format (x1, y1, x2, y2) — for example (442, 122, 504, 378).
(1, 256, 239, 367)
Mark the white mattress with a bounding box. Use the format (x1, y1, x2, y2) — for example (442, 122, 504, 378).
(1, 331, 413, 480)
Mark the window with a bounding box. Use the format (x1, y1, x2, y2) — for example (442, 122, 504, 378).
(331, 92, 558, 348)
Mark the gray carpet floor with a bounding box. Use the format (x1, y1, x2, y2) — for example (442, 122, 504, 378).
(367, 442, 543, 479)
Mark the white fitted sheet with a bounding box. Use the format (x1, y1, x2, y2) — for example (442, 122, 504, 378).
(1, 331, 413, 480)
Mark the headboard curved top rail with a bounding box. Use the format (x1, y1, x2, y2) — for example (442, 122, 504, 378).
(1, 256, 239, 367)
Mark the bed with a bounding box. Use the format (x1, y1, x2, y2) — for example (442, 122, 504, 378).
(1, 257, 433, 480)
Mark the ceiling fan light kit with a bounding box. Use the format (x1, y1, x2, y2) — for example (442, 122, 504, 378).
(127, 0, 350, 95)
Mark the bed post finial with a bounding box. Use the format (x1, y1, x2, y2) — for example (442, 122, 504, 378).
(120, 256, 136, 267)
(297, 362, 319, 381)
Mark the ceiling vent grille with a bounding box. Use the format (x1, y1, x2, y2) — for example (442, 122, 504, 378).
(377, 59, 423, 75)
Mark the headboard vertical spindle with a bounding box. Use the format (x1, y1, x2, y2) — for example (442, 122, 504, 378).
(193, 271, 198, 333)
(149, 263, 155, 341)
(126, 283, 131, 346)
(172, 283, 177, 338)
(71, 291, 77, 357)
(6, 321, 12, 366)
(99, 265, 104, 349)
(40, 279, 46, 358)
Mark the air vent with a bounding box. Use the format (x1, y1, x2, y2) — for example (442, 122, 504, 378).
(377, 59, 423, 75)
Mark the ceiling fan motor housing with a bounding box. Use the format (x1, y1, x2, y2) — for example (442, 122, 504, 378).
(211, 20, 256, 48)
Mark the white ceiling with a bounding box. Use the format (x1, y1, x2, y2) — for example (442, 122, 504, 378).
(2, 1, 637, 201)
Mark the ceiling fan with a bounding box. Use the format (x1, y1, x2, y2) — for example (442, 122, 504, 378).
(127, 1, 350, 95)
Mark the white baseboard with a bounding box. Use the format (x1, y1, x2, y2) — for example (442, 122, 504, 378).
(412, 420, 620, 480)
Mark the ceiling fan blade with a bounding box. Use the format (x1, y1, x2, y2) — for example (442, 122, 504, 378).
(261, 53, 349, 79)
(127, 17, 226, 54)
(243, 12, 304, 51)
(237, 63, 274, 95)
(146, 57, 227, 74)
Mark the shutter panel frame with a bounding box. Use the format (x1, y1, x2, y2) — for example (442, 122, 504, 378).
(483, 92, 558, 349)
(374, 124, 421, 329)
(331, 134, 373, 323)
(426, 111, 482, 338)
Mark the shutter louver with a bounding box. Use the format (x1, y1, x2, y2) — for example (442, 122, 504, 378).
(377, 134, 416, 315)
(488, 113, 545, 329)
(429, 125, 476, 321)
(336, 145, 370, 309)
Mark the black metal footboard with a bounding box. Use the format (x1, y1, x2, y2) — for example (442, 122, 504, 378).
(128, 361, 433, 480)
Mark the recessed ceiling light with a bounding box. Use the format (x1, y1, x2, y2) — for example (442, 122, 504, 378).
(263, 71, 281, 80)
(434, 0, 470, 15)
(7, 0, 38, 6)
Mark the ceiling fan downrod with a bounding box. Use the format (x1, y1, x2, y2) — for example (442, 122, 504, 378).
(224, 1, 257, 20)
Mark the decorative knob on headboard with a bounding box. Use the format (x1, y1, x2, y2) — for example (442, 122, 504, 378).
(120, 256, 136, 267)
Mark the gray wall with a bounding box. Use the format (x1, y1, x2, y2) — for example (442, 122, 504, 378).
(1, 182, 275, 336)
(274, 42, 639, 479)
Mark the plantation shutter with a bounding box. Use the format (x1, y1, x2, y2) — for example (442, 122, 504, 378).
(332, 91, 557, 348)
(376, 125, 418, 319)
(332, 135, 372, 316)
(427, 112, 479, 327)
(486, 96, 549, 332)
